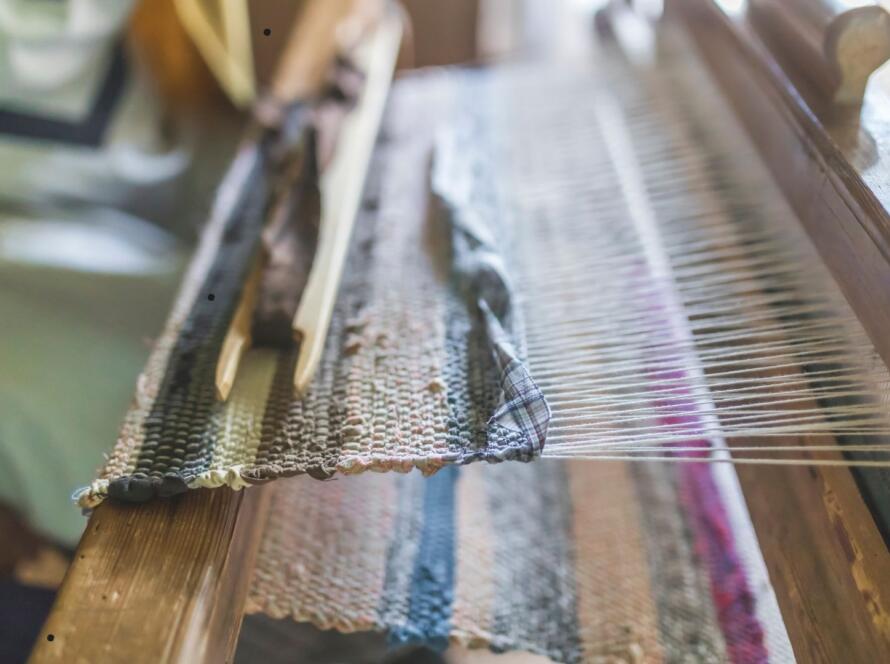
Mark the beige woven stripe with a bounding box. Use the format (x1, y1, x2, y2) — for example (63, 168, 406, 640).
(451, 463, 498, 647)
(100, 147, 260, 481)
(568, 461, 665, 663)
(331, 73, 456, 476)
(190, 349, 278, 486)
(246, 472, 395, 631)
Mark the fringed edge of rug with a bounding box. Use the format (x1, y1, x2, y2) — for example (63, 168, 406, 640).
(73, 430, 545, 510)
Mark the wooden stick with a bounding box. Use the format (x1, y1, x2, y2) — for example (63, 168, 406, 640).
(215, 253, 266, 401)
(173, 0, 257, 106)
(292, 7, 403, 393)
(270, 0, 384, 103)
(214, 0, 386, 401)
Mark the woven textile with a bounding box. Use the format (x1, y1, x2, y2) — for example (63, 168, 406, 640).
(246, 457, 793, 663)
(77, 71, 545, 507)
(243, 57, 795, 663)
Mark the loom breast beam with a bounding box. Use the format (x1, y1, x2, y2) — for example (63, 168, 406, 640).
(28, 488, 270, 664)
(214, 0, 390, 401)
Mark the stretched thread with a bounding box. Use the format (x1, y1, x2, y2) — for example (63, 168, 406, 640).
(502, 74, 890, 468)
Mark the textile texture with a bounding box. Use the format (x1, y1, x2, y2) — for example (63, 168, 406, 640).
(73, 39, 796, 662)
(245, 56, 794, 664)
(77, 70, 545, 507)
(246, 457, 792, 663)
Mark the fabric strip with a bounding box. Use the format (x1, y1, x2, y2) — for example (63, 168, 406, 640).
(487, 460, 582, 660)
(450, 463, 498, 648)
(433, 117, 550, 457)
(568, 461, 665, 662)
(630, 461, 731, 660)
(678, 463, 769, 663)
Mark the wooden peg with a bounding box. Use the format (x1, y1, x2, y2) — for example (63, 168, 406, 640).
(214, 0, 388, 401)
(215, 253, 266, 401)
(270, 0, 384, 103)
(750, 0, 890, 105)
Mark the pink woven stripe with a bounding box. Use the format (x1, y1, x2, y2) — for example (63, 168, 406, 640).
(677, 458, 769, 663)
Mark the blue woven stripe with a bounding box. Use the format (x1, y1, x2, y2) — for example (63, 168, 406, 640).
(387, 465, 458, 652)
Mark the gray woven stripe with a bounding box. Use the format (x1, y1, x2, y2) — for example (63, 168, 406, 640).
(630, 462, 730, 660)
(107, 147, 269, 501)
(486, 460, 583, 662)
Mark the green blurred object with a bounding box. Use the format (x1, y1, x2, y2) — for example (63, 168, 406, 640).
(0, 205, 185, 545)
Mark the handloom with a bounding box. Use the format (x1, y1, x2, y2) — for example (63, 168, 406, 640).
(35, 1, 890, 662)
(79, 21, 890, 507)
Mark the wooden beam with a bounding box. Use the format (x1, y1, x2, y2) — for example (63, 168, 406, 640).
(28, 487, 270, 664)
(734, 459, 890, 661)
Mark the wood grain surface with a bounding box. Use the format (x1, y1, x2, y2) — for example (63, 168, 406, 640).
(750, 0, 890, 104)
(735, 459, 890, 662)
(28, 487, 270, 664)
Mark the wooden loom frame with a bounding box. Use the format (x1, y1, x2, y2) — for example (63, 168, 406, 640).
(28, 0, 890, 661)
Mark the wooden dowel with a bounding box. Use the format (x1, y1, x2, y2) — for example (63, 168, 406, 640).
(270, 0, 384, 103)
(216, 253, 266, 401)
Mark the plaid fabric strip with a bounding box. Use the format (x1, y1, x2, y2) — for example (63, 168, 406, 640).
(481, 302, 550, 454)
(433, 116, 550, 456)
